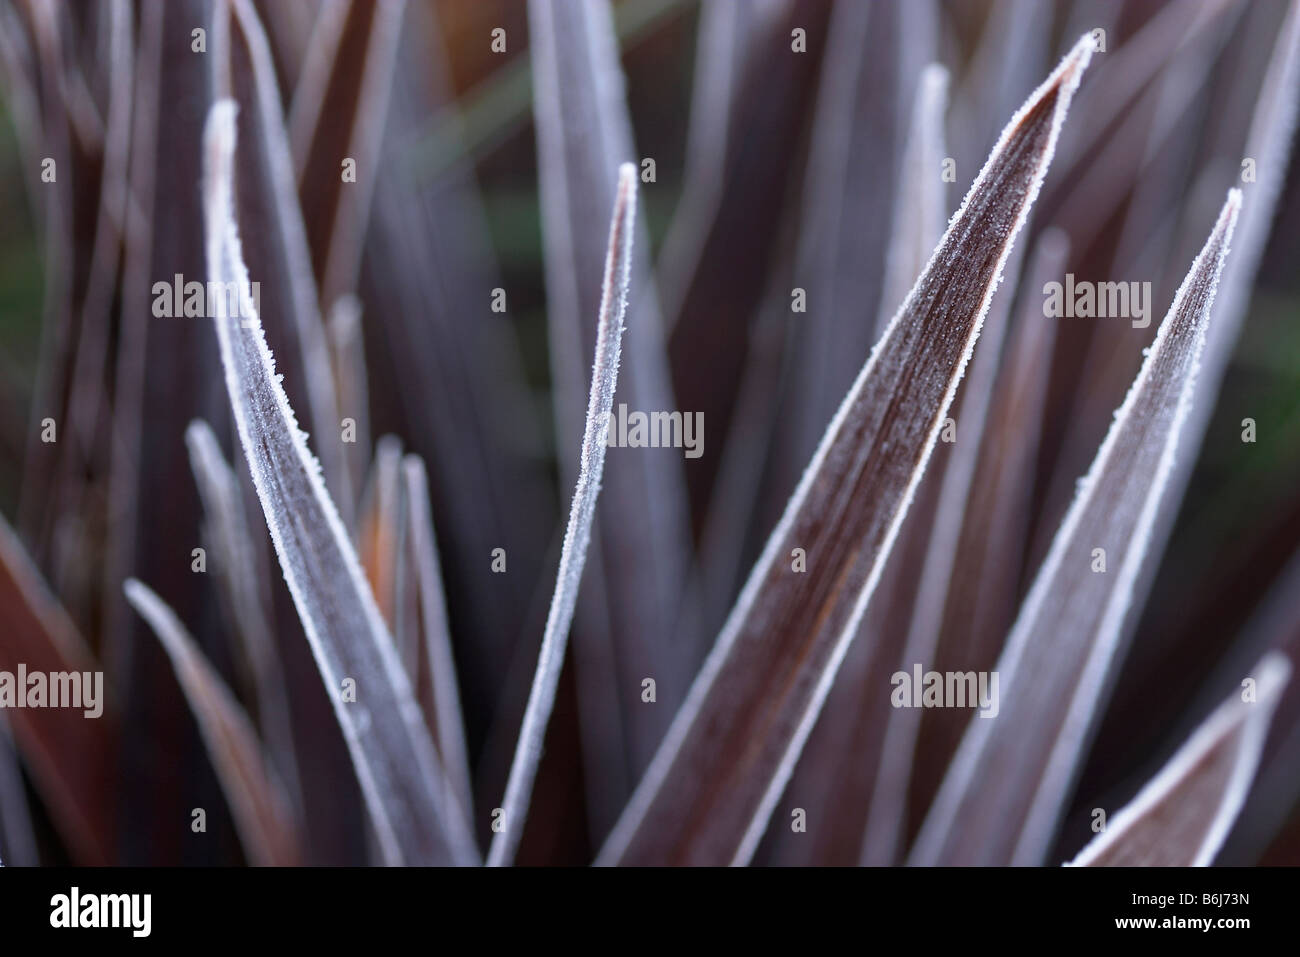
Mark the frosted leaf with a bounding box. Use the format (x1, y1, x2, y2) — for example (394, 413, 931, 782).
(912, 189, 1242, 866)
(598, 34, 1098, 867)
(487, 162, 641, 867)
(201, 100, 475, 866)
(1070, 653, 1289, 867)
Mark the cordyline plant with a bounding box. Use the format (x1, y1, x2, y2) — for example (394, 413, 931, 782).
(0, 0, 1297, 867)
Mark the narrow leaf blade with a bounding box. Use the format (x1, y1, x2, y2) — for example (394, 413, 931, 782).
(185, 418, 305, 818)
(529, 0, 697, 795)
(487, 162, 639, 867)
(403, 455, 475, 825)
(124, 579, 300, 867)
(215, 0, 352, 518)
(0, 514, 115, 864)
(876, 62, 950, 332)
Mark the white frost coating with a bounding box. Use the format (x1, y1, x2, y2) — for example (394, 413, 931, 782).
(598, 33, 1097, 867)
(201, 101, 476, 866)
(487, 163, 639, 867)
(912, 190, 1242, 867)
(1069, 653, 1290, 867)
(124, 578, 294, 866)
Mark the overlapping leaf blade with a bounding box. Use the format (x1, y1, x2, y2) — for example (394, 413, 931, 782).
(598, 35, 1097, 867)
(201, 99, 475, 866)
(913, 189, 1243, 866)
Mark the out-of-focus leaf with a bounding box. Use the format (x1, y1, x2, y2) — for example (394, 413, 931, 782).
(14, 0, 76, 559)
(0, 1, 45, 209)
(656, 0, 791, 339)
(1047, 0, 1234, 201)
(356, 434, 404, 630)
(186, 419, 304, 817)
(1130, 0, 1300, 656)
(698, 2, 938, 655)
(357, 0, 552, 741)
(770, 0, 936, 504)
(403, 454, 475, 834)
(0, 513, 114, 864)
(949, 0, 1052, 167)
(668, 0, 832, 519)
(289, 0, 404, 308)
(876, 63, 949, 331)
(103, 0, 222, 865)
(327, 295, 370, 498)
(124, 578, 300, 866)
(1218, 550, 1300, 864)
(213, 0, 351, 519)
(409, 0, 692, 181)
(0, 715, 38, 865)
(253, 0, 317, 93)
(58, 0, 131, 576)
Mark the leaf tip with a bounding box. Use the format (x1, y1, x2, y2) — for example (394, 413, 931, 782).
(1027, 31, 1097, 133)
(616, 160, 637, 191)
(184, 417, 215, 450)
(202, 98, 239, 182)
(919, 62, 950, 99)
(1064, 30, 1099, 78)
(1220, 186, 1244, 239)
(1252, 651, 1292, 706)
